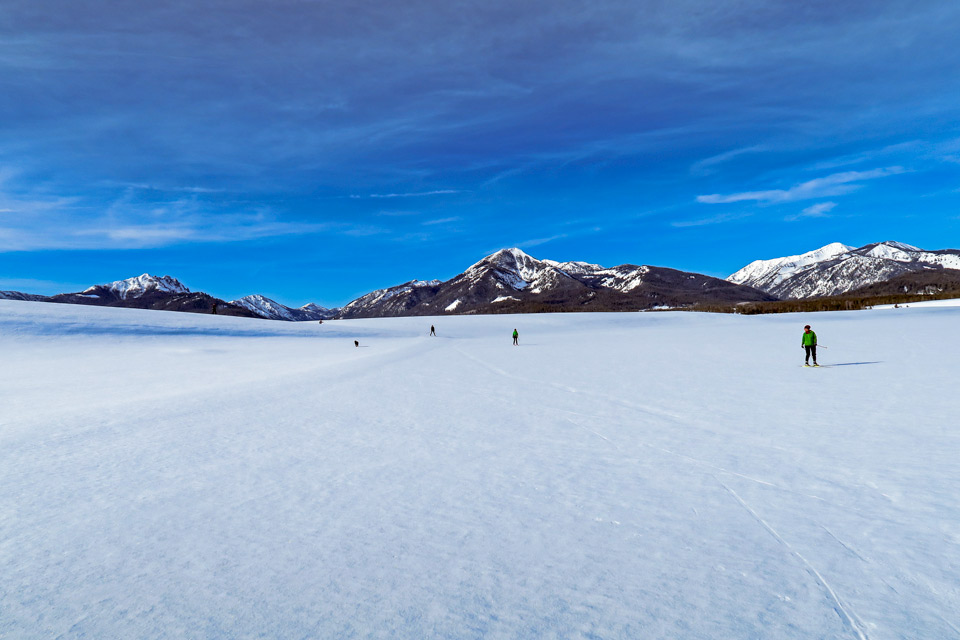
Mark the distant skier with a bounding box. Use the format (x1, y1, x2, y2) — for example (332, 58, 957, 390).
(802, 325, 818, 367)
(430, 325, 436, 336)
(212, 302, 218, 315)
(512, 328, 519, 346)
(354, 340, 359, 348)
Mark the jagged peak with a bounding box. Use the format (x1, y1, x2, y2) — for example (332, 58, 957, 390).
(469, 247, 539, 272)
(491, 247, 533, 260)
(87, 274, 190, 299)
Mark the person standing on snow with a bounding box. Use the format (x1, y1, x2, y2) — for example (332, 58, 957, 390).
(802, 325, 818, 367)
(512, 328, 519, 346)
(430, 325, 436, 336)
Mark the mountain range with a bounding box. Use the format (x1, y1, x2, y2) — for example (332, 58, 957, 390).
(0, 274, 337, 321)
(3, 241, 959, 320)
(337, 248, 774, 318)
(15, 274, 261, 318)
(727, 241, 960, 299)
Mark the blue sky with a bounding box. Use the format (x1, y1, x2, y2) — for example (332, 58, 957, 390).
(1, 0, 959, 307)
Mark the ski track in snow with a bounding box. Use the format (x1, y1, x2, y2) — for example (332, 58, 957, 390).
(454, 344, 892, 522)
(822, 525, 870, 564)
(453, 344, 686, 423)
(720, 482, 871, 640)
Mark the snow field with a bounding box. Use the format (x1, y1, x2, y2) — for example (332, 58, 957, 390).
(1, 300, 959, 639)
(872, 297, 960, 309)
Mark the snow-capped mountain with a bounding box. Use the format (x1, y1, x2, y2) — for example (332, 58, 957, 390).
(337, 280, 443, 318)
(3, 274, 321, 321)
(299, 303, 336, 318)
(231, 294, 336, 321)
(87, 274, 191, 299)
(50, 274, 259, 317)
(728, 241, 960, 298)
(727, 243, 854, 292)
(459, 248, 657, 298)
(336, 248, 773, 318)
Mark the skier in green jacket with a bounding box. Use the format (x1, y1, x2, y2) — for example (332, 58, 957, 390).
(802, 325, 818, 367)
(512, 328, 519, 346)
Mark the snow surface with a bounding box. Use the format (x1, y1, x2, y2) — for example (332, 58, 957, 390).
(2, 300, 959, 639)
(872, 297, 960, 309)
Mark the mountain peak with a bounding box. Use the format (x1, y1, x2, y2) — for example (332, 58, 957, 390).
(877, 240, 922, 251)
(727, 242, 853, 288)
(813, 241, 856, 255)
(88, 274, 190, 299)
(491, 247, 532, 259)
(481, 247, 537, 269)
(464, 247, 553, 291)
(231, 294, 335, 321)
(299, 302, 331, 313)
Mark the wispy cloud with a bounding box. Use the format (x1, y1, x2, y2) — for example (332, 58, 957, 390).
(690, 146, 765, 176)
(102, 181, 226, 194)
(421, 217, 461, 226)
(337, 224, 389, 237)
(376, 210, 422, 217)
(785, 201, 837, 221)
(807, 143, 920, 171)
(697, 167, 906, 205)
(671, 212, 752, 228)
(800, 201, 837, 217)
(0, 213, 336, 252)
(0, 183, 337, 251)
(349, 190, 461, 199)
(514, 234, 569, 249)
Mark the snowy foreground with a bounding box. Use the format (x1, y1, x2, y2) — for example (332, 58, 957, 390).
(2, 301, 959, 640)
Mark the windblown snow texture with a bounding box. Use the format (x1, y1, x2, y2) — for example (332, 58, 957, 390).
(1, 300, 958, 639)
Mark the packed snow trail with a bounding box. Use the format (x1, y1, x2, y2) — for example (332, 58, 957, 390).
(1, 300, 959, 639)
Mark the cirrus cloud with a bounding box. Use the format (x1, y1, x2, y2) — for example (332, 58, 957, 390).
(697, 167, 907, 205)
(784, 201, 838, 222)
